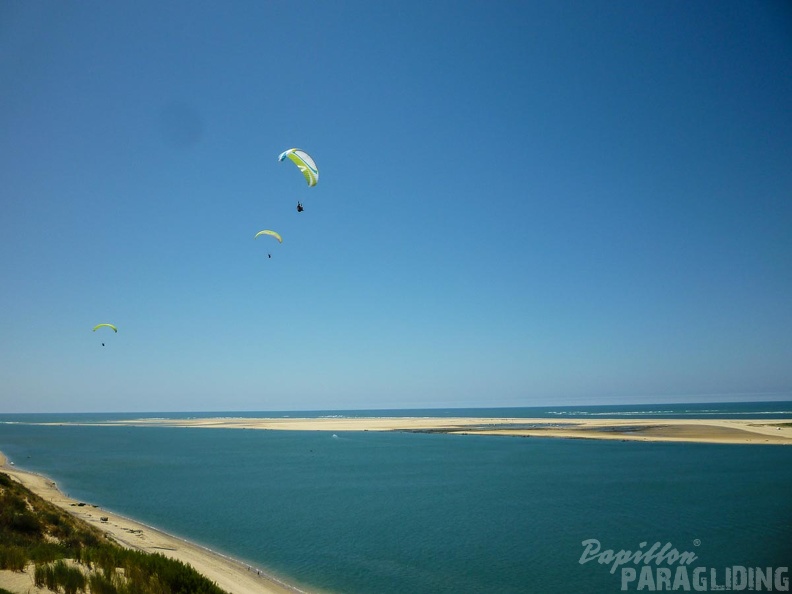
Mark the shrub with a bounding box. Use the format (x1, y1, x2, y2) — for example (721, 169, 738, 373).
(28, 542, 69, 563)
(34, 564, 46, 587)
(89, 573, 119, 594)
(0, 545, 27, 571)
(52, 560, 87, 594)
(44, 564, 57, 590)
(6, 510, 43, 536)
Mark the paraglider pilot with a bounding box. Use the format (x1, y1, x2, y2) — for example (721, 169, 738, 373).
(297, 202, 304, 212)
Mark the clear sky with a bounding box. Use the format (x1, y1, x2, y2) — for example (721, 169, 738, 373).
(1, 1, 791, 413)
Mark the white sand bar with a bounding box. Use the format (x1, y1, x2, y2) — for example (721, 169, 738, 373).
(94, 416, 792, 444)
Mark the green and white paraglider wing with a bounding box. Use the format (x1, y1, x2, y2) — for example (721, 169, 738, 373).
(278, 148, 318, 187)
(254, 230, 283, 243)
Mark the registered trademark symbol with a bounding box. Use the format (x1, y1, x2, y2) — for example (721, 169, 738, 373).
(693, 539, 701, 547)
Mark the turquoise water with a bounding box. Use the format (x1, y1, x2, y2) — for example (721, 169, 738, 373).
(3, 400, 792, 424)
(1, 403, 791, 593)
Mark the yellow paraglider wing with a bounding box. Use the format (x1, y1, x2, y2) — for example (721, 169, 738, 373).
(92, 323, 117, 333)
(278, 148, 318, 187)
(254, 230, 283, 243)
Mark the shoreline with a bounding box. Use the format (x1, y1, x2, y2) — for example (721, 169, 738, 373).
(71, 416, 792, 445)
(0, 451, 310, 594)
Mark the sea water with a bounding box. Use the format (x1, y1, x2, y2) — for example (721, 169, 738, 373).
(1, 403, 791, 593)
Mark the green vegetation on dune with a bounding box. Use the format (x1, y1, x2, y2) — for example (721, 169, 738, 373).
(0, 472, 227, 594)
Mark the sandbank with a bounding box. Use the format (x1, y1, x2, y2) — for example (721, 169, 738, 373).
(0, 452, 308, 594)
(95, 416, 792, 445)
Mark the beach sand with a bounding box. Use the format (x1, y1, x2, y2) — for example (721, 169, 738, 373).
(96, 416, 792, 445)
(0, 452, 306, 594)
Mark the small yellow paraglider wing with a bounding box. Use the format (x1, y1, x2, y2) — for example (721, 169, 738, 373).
(254, 230, 283, 243)
(92, 323, 117, 333)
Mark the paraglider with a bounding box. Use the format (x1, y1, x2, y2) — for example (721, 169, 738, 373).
(278, 148, 318, 187)
(254, 230, 282, 243)
(93, 323, 117, 347)
(297, 202, 304, 213)
(255, 230, 282, 259)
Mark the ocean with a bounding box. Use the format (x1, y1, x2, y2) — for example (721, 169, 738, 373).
(1, 402, 791, 593)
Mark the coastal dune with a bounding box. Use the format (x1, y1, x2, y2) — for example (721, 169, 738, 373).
(97, 416, 792, 445)
(0, 452, 305, 594)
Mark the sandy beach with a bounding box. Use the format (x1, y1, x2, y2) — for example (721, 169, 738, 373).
(93, 416, 792, 445)
(0, 452, 307, 594)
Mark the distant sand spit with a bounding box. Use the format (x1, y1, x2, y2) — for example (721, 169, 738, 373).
(0, 453, 308, 594)
(73, 416, 792, 444)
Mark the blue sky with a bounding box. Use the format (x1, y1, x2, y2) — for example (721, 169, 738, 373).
(1, 1, 791, 413)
